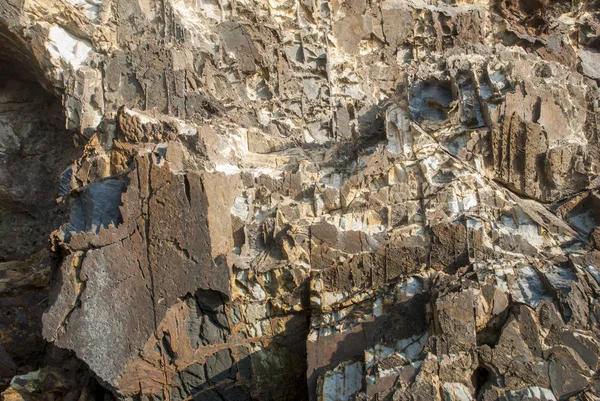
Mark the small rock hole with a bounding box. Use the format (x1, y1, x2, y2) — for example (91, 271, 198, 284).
(471, 366, 490, 399)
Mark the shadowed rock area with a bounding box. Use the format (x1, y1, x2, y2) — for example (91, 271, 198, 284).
(1, 0, 600, 400)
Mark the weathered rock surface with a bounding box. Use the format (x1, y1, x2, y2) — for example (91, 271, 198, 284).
(2, 0, 600, 400)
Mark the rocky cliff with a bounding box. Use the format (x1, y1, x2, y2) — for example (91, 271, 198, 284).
(1, 0, 600, 400)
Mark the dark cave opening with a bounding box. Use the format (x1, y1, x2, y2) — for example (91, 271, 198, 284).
(0, 31, 77, 261)
(471, 366, 491, 399)
(0, 22, 113, 399)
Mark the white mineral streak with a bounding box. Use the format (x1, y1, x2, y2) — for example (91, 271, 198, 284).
(66, 0, 102, 22)
(46, 26, 92, 70)
(319, 361, 364, 401)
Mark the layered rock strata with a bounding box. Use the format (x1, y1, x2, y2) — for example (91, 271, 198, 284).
(1, 0, 600, 400)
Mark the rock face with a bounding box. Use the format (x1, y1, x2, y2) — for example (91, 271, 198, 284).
(2, 0, 600, 400)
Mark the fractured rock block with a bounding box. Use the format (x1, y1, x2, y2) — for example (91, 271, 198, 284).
(43, 154, 240, 394)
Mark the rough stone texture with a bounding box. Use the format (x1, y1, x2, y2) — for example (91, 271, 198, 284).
(2, 0, 600, 400)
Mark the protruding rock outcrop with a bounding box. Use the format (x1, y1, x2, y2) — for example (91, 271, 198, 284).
(1, 0, 600, 400)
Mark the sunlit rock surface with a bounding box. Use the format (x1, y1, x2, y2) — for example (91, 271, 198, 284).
(1, 0, 600, 400)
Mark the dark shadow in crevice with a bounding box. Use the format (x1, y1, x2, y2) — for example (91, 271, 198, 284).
(164, 293, 310, 401)
(472, 366, 491, 400)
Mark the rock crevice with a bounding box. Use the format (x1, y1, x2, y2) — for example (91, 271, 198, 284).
(2, 0, 600, 400)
